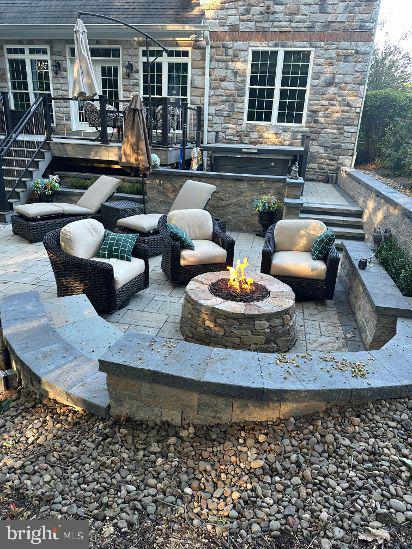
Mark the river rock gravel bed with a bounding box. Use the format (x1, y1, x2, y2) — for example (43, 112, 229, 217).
(0, 390, 411, 548)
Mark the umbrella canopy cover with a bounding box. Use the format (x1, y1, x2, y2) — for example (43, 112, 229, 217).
(120, 94, 152, 175)
(72, 18, 99, 99)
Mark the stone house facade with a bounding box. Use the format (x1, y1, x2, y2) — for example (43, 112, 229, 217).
(0, 0, 381, 180)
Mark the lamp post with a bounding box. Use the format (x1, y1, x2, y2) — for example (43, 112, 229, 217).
(77, 11, 169, 144)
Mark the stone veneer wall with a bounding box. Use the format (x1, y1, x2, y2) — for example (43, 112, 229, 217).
(337, 168, 412, 258)
(203, 0, 380, 181)
(145, 168, 304, 232)
(0, 38, 205, 134)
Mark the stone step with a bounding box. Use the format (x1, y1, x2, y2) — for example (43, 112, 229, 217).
(300, 212, 363, 228)
(328, 226, 365, 240)
(301, 202, 363, 217)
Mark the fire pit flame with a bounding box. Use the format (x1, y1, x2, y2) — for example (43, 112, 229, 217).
(227, 257, 255, 293)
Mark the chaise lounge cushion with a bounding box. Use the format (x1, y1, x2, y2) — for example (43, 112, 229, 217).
(90, 256, 146, 288)
(117, 213, 162, 233)
(57, 203, 94, 215)
(170, 180, 216, 211)
(167, 209, 213, 241)
(14, 203, 65, 218)
(275, 219, 327, 252)
(180, 239, 227, 266)
(60, 218, 105, 259)
(270, 251, 327, 280)
(76, 175, 120, 213)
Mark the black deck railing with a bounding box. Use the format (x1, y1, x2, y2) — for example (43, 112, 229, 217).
(49, 95, 202, 151)
(0, 95, 51, 211)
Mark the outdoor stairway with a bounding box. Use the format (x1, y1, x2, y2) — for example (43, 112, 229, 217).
(1, 140, 52, 212)
(300, 183, 365, 242)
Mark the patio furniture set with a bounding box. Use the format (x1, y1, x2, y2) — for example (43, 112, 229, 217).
(10, 177, 340, 326)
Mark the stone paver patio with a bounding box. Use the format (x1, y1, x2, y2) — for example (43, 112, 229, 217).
(0, 224, 364, 353)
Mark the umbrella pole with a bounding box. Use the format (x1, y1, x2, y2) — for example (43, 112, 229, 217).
(141, 176, 146, 214)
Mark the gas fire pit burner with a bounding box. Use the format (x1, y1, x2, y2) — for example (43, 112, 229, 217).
(209, 278, 270, 303)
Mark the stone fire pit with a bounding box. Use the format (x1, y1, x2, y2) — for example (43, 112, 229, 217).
(180, 271, 297, 352)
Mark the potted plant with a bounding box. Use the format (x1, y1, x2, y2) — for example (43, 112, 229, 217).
(253, 195, 283, 237)
(32, 175, 61, 203)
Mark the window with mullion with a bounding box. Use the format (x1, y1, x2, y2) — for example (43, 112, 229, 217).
(141, 49, 190, 101)
(246, 49, 311, 125)
(8, 58, 30, 111)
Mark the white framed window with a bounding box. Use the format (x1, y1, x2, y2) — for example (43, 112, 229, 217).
(4, 46, 53, 111)
(245, 48, 313, 126)
(139, 48, 191, 103)
(67, 46, 122, 130)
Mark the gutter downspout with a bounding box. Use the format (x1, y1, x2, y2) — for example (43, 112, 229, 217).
(352, 0, 382, 168)
(203, 29, 211, 148)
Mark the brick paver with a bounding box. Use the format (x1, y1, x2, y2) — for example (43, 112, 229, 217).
(0, 224, 364, 352)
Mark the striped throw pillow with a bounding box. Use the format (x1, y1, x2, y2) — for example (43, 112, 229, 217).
(166, 223, 195, 250)
(311, 229, 335, 260)
(97, 230, 138, 262)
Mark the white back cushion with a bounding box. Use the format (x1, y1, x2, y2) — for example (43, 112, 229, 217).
(170, 180, 216, 211)
(274, 219, 327, 252)
(76, 175, 120, 213)
(60, 219, 105, 259)
(167, 209, 213, 240)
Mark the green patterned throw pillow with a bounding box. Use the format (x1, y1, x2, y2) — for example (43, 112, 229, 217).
(311, 229, 335, 260)
(97, 230, 138, 262)
(166, 223, 195, 249)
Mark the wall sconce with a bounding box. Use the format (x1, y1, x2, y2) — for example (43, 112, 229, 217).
(51, 60, 61, 76)
(125, 62, 133, 78)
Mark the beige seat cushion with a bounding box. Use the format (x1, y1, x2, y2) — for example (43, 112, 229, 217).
(76, 175, 120, 213)
(14, 203, 64, 218)
(117, 213, 162, 233)
(275, 219, 327, 252)
(270, 251, 327, 280)
(90, 256, 145, 289)
(167, 209, 213, 240)
(180, 239, 227, 266)
(170, 180, 217, 211)
(56, 203, 93, 215)
(60, 219, 105, 259)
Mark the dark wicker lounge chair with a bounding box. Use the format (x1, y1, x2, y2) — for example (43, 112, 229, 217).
(43, 222, 149, 314)
(261, 220, 340, 300)
(159, 211, 234, 284)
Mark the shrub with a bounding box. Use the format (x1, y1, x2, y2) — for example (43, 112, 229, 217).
(65, 176, 143, 195)
(357, 89, 412, 166)
(375, 235, 412, 297)
(380, 116, 412, 176)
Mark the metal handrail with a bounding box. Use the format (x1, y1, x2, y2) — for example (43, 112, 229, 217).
(0, 96, 44, 156)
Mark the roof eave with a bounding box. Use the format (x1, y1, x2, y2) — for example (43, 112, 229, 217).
(0, 23, 208, 40)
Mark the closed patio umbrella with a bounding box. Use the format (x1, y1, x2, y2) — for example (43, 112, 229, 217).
(120, 94, 152, 176)
(72, 18, 99, 99)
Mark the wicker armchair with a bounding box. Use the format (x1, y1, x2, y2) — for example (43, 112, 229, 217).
(159, 213, 234, 284)
(261, 221, 340, 300)
(43, 227, 149, 314)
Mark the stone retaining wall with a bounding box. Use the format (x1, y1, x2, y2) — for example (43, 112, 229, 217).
(339, 241, 412, 349)
(337, 168, 412, 258)
(146, 169, 304, 232)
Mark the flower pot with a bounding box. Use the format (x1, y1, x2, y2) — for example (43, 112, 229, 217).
(256, 210, 282, 237)
(37, 193, 54, 203)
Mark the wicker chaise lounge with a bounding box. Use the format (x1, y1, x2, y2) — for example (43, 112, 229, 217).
(43, 219, 149, 314)
(261, 219, 340, 300)
(159, 209, 234, 284)
(116, 179, 225, 256)
(11, 175, 120, 243)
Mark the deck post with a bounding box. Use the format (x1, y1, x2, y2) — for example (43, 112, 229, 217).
(161, 97, 169, 147)
(0, 162, 9, 212)
(1, 92, 12, 135)
(43, 93, 53, 141)
(181, 100, 188, 170)
(99, 95, 109, 144)
(300, 135, 310, 180)
(195, 106, 202, 147)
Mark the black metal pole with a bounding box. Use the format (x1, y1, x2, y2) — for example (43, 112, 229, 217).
(146, 37, 153, 145)
(161, 97, 169, 146)
(181, 101, 188, 170)
(43, 93, 53, 141)
(195, 106, 202, 147)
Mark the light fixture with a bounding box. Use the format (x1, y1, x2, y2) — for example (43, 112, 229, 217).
(51, 60, 61, 76)
(125, 61, 133, 78)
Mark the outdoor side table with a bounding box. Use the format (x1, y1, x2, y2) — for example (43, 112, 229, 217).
(101, 200, 144, 230)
